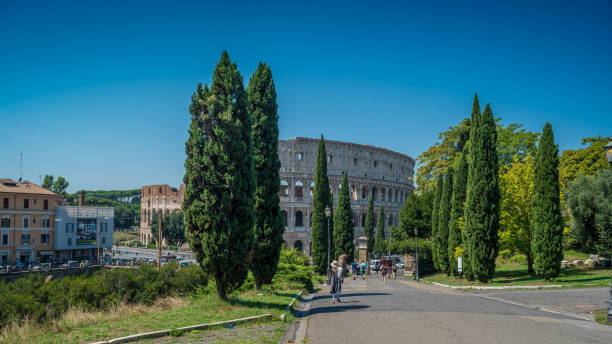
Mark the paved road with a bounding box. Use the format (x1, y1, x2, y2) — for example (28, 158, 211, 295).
(304, 277, 612, 344)
(111, 246, 195, 260)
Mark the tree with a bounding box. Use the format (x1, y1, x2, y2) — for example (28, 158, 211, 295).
(532, 123, 563, 280)
(566, 169, 612, 257)
(497, 123, 539, 171)
(499, 155, 535, 273)
(559, 136, 609, 190)
(52, 177, 69, 195)
(436, 167, 453, 274)
(464, 100, 500, 283)
(399, 190, 434, 239)
(183, 51, 254, 300)
(42, 175, 54, 190)
(448, 151, 467, 276)
(364, 196, 375, 258)
(247, 62, 284, 289)
(431, 177, 443, 269)
(311, 135, 331, 275)
(151, 212, 187, 247)
(374, 205, 387, 256)
(333, 173, 354, 259)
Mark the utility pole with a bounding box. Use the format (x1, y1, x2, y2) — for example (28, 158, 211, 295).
(157, 210, 162, 270)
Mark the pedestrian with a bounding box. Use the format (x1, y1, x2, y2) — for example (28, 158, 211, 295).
(381, 260, 388, 284)
(360, 260, 367, 280)
(329, 260, 343, 303)
(351, 259, 359, 280)
(392, 264, 398, 279)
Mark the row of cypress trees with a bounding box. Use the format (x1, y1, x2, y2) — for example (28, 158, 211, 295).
(432, 94, 564, 282)
(183, 52, 284, 299)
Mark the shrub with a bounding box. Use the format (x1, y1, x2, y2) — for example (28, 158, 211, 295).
(509, 254, 527, 265)
(279, 248, 310, 267)
(271, 263, 313, 290)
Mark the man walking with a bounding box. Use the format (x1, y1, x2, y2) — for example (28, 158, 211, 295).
(329, 260, 343, 303)
(360, 260, 367, 280)
(351, 259, 359, 280)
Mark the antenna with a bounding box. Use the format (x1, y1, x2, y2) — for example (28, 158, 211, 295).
(19, 153, 23, 183)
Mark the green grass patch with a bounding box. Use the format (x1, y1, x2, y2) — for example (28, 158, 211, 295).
(595, 310, 611, 325)
(112, 231, 139, 242)
(563, 250, 591, 262)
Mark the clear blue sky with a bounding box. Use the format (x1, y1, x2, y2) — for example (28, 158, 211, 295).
(1, 0, 610, 191)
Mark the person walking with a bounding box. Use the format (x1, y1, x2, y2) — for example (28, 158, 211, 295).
(360, 260, 367, 280)
(329, 260, 343, 303)
(351, 259, 359, 280)
(380, 259, 388, 284)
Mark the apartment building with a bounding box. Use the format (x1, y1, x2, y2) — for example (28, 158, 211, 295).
(0, 179, 57, 265)
(54, 205, 114, 261)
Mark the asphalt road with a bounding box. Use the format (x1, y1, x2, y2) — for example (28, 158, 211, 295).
(111, 246, 195, 260)
(304, 277, 612, 344)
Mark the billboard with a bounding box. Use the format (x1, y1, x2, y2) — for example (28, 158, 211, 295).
(77, 219, 97, 246)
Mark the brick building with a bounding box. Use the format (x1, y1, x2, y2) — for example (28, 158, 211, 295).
(140, 184, 184, 243)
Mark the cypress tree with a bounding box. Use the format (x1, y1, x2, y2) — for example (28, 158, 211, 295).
(532, 123, 563, 280)
(374, 205, 387, 256)
(437, 167, 454, 274)
(184, 51, 254, 299)
(462, 94, 480, 281)
(448, 151, 468, 276)
(247, 63, 283, 289)
(431, 177, 443, 270)
(364, 196, 375, 258)
(333, 172, 354, 259)
(464, 102, 500, 283)
(311, 135, 331, 275)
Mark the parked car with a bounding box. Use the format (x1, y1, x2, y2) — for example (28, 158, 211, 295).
(179, 260, 194, 267)
(14, 262, 27, 270)
(395, 261, 405, 269)
(61, 260, 80, 268)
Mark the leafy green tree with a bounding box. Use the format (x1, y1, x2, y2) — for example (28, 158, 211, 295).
(151, 212, 187, 247)
(42, 175, 54, 190)
(183, 52, 254, 299)
(497, 123, 539, 171)
(559, 136, 609, 190)
(399, 190, 434, 239)
(431, 177, 443, 269)
(566, 169, 612, 257)
(364, 196, 375, 259)
(448, 151, 467, 276)
(532, 123, 563, 280)
(333, 173, 354, 259)
(247, 62, 284, 289)
(374, 206, 387, 256)
(464, 100, 500, 283)
(436, 167, 453, 274)
(499, 155, 535, 273)
(311, 135, 331, 274)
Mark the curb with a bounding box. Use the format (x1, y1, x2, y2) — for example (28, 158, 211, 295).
(91, 314, 272, 344)
(280, 291, 303, 321)
(429, 281, 565, 290)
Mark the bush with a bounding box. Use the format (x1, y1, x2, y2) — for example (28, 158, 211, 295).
(509, 254, 527, 265)
(279, 248, 310, 267)
(271, 263, 313, 290)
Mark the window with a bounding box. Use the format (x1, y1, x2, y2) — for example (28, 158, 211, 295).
(32, 218, 36, 224)
(159, 187, 162, 193)
(24, 199, 29, 209)
(2, 198, 8, 209)
(1, 217, 9, 228)
(281, 210, 288, 226)
(295, 211, 303, 227)
(354, 158, 358, 166)
(40, 233, 49, 244)
(43, 200, 48, 210)
(66, 223, 74, 233)
(374, 161, 378, 168)
(20, 234, 30, 244)
(67, 238, 72, 246)
(327, 155, 332, 163)
(101, 223, 108, 232)
(34, 199, 37, 205)
(102, 236, 106, 245)
(2, 234, 8, 245)
(42, 217, 50, 228)
(23, 216, 29, 228)
(297, 153, 303, 161)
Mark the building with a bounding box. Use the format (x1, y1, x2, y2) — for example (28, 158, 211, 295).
(54, 206, 114, 261)
(139, 137, 415, 255)
(0, 179, 57, 265)
(139, 184, 184, 243)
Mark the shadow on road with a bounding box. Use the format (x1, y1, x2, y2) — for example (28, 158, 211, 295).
(308, 304, 370, 316)
(310, 292, 390, 302)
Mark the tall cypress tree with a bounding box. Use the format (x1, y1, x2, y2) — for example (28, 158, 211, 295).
(437, 167, 454, 274)
(364, 196, 375, 258)
(311, 135, 331, 275)
(462, 94, 480, 281)
(431, 177, 444, 270)
(464, 102, 500, 283)
(374, 205, 387, 256)
(247, 63, 283, 289)
(184, 51, 254, 299)
(448, 151, 468, 276)
(333, 172, 354, 259)
(532, 123, 563, 280)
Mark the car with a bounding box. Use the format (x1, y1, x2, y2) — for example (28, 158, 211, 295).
(31, 264, 43, 271)
(14, 262, 27, 270)
(179, 260, 194, 267)
(395, 261, 405, 269)
(61, 260, 80, 268)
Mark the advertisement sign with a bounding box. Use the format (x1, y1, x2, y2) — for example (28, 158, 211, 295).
(77, 219, 97, 246)
(457, 256, 463, 273)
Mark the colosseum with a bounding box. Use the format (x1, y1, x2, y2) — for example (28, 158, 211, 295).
(140, 137, 415, 255)
(140, 184, 184, 243)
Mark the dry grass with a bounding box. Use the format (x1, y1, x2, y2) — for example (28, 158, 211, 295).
(0, 296, 187, 344)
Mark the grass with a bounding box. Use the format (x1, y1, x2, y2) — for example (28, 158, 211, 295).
(0, 282, 307, 344)
(595, 310, 611, 326)
(113, 231, 139, 242)
(422, 253, 611, 287)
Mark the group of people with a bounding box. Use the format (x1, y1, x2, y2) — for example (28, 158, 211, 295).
(330, 258, 400, 302)
(378, 259, 397, 284)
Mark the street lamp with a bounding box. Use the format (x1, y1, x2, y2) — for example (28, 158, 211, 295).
(414, 228, 419, 282)
(324, 206, 332, 284)
(604, 139, 612, 322)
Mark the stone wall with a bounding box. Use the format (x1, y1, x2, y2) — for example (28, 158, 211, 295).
(140, 184, 184, 243)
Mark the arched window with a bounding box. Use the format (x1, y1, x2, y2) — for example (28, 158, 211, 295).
(362, 186, 368, 199)
(395, 189, 398, 203)
(295, 211, 303, 227)
(351, 184, 358, 200)
(281, 210, 288, 226)
(294, 240, 303, 252)
(388, 189, 392, 202)
(388, 214, 393, 226)
(309, 212, 313, 227)
(280, 180, 289, 197)
(372, 187, 378, 201)
(381, 187, 386, 202)
(310, 182, 315, 197)
(295, 181, 304, 198)
(362, 214, 366, 227)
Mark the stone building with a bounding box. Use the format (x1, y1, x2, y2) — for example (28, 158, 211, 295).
(140, 184, 184, 243)
(139, 137, 415, 254)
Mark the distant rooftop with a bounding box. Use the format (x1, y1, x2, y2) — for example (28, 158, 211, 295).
(0, 179, 57, 195)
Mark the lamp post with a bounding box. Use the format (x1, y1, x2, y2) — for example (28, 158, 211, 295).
(604, 139, 612, 322)
(414, 228, 419, 282)
(324, 206, 332, 284)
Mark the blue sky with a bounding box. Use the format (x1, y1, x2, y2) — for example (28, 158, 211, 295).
(1, 0, 610, 191)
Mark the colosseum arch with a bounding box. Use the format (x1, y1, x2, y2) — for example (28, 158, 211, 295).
(362, 186, 368, 199)
(388, 189, 392, 202)
(362, 214, 366, 227)
(295, 210, 303, 227)
(394, 189, 398, 203)
(388, 214, 393, 226)
(372, 186, 378, 201)
(294, 240, 303, 252)
(351, 184, 358, 200)
(280, 180, 289, 196)
(281, 210, 288, 226)
(309, 182, 315, 197)
(381, 187, 386, 201)
(295, 181, 304, 198)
